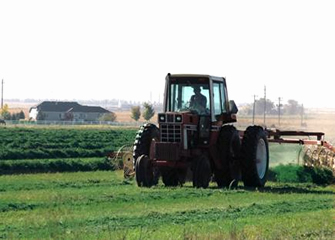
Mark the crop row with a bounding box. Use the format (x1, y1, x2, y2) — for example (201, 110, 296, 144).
(0, 127, 137, 160)
(0, 157, 118, 175)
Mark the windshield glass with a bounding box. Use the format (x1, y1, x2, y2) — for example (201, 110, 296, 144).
(168, 82, 210, 115)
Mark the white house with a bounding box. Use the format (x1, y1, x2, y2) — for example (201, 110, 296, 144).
(29, 101, 111, 121)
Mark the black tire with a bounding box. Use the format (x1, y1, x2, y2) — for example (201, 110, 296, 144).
(133, 123, 160, 184)
(133, 123, 159, 163)
(135, 155, 142, 187)
(241, 126, 269, 188)
(214, 125, 241, 188)
(161, 168, 179, 187)
(135, 155, 154, 187)
(161, 168, 187, 187)
(193, 154, 212, 188)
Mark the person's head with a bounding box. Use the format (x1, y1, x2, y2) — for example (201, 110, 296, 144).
(193, 86, 201, 94)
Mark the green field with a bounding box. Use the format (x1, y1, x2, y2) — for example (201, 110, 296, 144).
(0, 126, 334, 239)
(0, 127, 137, 174)
(0, 126, 310, 174)
(0, 171, 334, 239)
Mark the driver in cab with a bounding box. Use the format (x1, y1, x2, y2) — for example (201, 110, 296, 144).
(190, 85, 207, 114)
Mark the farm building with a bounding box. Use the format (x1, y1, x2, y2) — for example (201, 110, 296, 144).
(29, 101, 110, 121)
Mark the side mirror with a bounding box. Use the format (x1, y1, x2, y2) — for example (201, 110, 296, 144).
(229, 100, 238, 114)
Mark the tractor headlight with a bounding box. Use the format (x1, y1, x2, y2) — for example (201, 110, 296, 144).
(175, 115, 182, 122)
(158, 114, 166, 122)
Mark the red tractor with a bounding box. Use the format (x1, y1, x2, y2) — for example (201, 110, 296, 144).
(133, 73, 269, 188)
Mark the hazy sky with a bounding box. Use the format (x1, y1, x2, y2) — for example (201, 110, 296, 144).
(1, 0, 334, 108)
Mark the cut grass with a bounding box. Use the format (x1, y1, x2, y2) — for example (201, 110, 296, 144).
(0, 171, 334, 239)
(269, 164, 334, 185)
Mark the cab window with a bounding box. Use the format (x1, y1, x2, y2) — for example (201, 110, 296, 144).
(213, 82, 226, 116)
(169, 83, 210, 115)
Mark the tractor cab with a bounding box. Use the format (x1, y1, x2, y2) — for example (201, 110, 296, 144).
(158, 74, 238, 147)
(163, 73, 238, 123)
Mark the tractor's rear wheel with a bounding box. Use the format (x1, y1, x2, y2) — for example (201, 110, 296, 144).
(133, 123, 160, 185)
(214, 125, 241, 188)
(193, 154, 211, 188)
(241, 126, 269, 188)
(135, 155, 154, 187)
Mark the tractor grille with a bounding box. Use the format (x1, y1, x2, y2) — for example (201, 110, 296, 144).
(161, 124, 181, 142)
(167, 114, 174, 122)
(155, 142, 179, 161)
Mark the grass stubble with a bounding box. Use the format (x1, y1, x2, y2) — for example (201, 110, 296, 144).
(0, 170, 334, 240)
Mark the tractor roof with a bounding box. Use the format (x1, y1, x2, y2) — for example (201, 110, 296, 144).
(168, 73, 225, 82)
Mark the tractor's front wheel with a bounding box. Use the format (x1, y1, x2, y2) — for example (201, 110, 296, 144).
(135, 155, 154, 187)
(133, 123, 159, 163)
(133, 123, 160, 185)
(241, 126, 269, 188)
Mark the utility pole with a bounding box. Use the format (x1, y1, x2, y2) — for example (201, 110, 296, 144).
(263, 85, 266, 126)
(1, 79, 3, 110)
(252, 95, 257, 125)
(301, 104, 304, 127)
(278, 97, 282, 126)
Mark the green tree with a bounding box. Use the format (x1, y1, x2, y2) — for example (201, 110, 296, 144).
(11, 111, 25, 120)
(99, 112, 117, 122)
(284, 99, 301, 115)
(142, 102, 155, 121)
(19, 110, 25, 120)
(255, 98, 276, 115)
(131, 106, 141, 121)
(1, 104, 11, 120)
(11, 113, 17, 120)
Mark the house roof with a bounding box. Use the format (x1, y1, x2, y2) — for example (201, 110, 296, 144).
(30, 101, 110, 113)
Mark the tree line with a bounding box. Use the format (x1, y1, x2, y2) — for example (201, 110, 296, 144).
(131, 102, 155, 121)
(101, 102, 156, 122)
(239, 99, 304, 116)
(0, 104, 25, 120)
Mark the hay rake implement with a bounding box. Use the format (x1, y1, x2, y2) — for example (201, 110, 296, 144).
(108, 144, 135, 178)
(267, 129, 335, 171)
